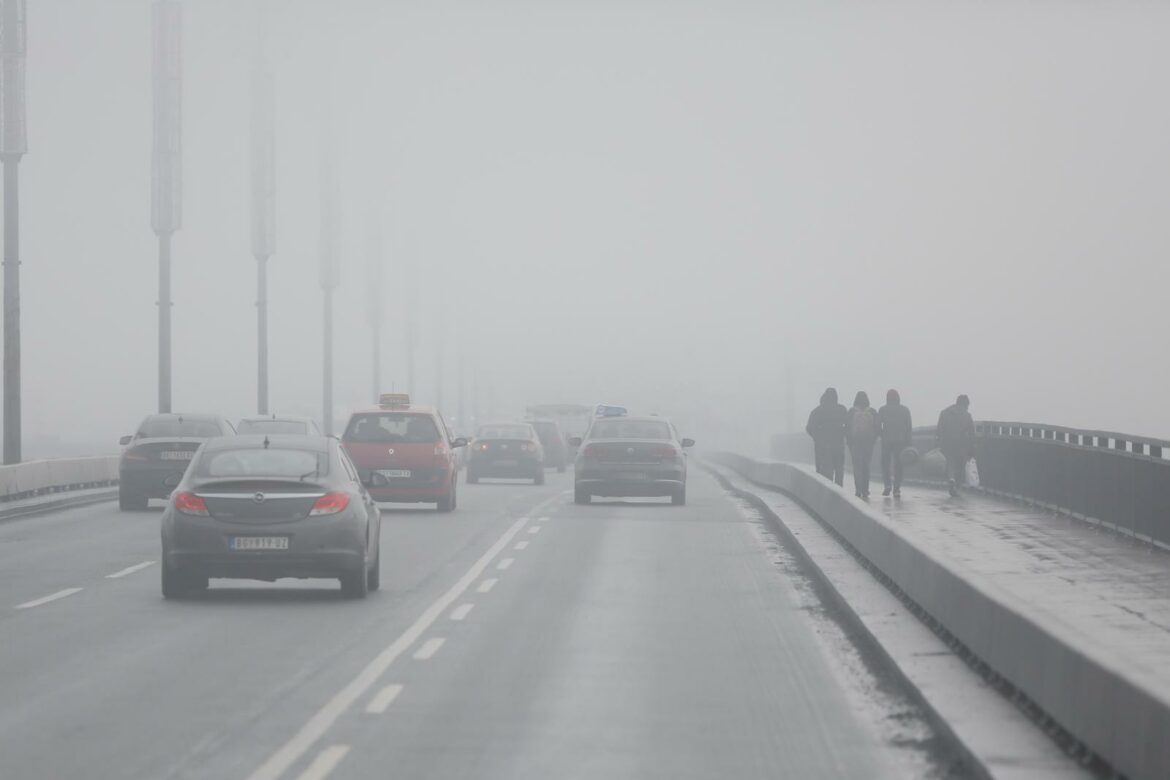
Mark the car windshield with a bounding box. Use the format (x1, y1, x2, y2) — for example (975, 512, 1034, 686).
(237, 420, 308, 435)
(345, 413, 440, 443)
(477, 425, 534, 440)
(137, 419, 222, 438)
(196, 448, 329, 478)
(588, 419, 672, 440)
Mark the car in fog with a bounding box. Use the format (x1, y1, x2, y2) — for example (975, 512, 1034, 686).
(341, 394, 467, 512)
(159, 435, 382, 599)
(571, 415, 694, 505)
(118, 414, 236, 510)
(237, 415, 321, 436)
(526, 418, 568, 472)
(467, 422, 546, 484)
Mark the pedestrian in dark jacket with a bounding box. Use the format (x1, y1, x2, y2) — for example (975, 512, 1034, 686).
(878, 389, 912, 498)
(806, 388, 847, 486)
(845, 391, 880, 498)
(937, 394, 975, 497)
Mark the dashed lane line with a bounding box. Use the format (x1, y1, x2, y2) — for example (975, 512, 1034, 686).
(413, 637, 446, 660)
(294, 745, 350, 780)
(527, 526, 541, 535)
(449, 603, 474, 621)
(15, 588, 83, 610)
(513, 541, 529, 551)
(496, 558, 514, 570)
(364, 684, 403, 715)
(105, 561, 156, 579)
(477, 578, 498, 593)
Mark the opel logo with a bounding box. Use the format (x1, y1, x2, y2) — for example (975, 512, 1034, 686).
(252, 492, 266, 504)
(387, 448, 395, 455)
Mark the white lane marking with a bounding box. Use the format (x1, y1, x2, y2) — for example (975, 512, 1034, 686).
(15, 588, 83, 610)
(105, 561, 156, 579)
(244, 493, 558, 780)
(413, 637, 445, 660)
(513, 540, 529, 551)
(294, 744, 350, 780)
(496, 557, 514, 570)
(365, 684, 403, 715)
(477, 578, 498, 593)
(527, 526, 541, 535)
(449, 603, 474, 621)
(537, 515, 549, 522)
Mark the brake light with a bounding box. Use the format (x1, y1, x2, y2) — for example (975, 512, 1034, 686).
(122, 449, 149, 462)
(173, 491, 209, 517)
(582, 444, 603, 459)
(479, 443, 489, 451)
(309, 492, 350, 516)
(651, 446, 679, 459)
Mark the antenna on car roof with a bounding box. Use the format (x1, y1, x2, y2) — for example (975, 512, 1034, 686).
(263, 435, 270, 449)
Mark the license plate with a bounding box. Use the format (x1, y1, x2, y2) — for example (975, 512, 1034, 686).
(493, 460, 517, 468)
(229, 536, 289, 551)
(378, 469, 411, 479)
(622, 472, 648, 480)
(160, 451, 194, 460)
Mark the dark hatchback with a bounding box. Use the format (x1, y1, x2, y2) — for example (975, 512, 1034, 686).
(159, 435, 383, 599)
(118, 414, 235, 510)
(572, 416, 694, 505)
(527, 419, 568, 472)
(466, 422, 545, 485)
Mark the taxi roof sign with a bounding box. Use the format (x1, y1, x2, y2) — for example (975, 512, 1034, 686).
(594, 404, 628, 418)
(379, 393, 412, 408)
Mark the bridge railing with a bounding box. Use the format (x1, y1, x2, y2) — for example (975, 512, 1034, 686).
(0, 456, 119, 502)
(771, 421, 1170, 548)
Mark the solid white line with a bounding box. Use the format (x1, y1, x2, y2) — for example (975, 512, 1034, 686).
(449, 603, 474, 621)
(513, 540, 529, 550)
(413, 637, 445, 660)
(365, 683, 403, 715)
(527, 526, 541, 535)
(496, 557, 514, 570)
(537, 515, 549, 522)
(15, 588, 83, 610)
(477, 578, 498, 593)
(294, 744, 350, 780)
(105, 561, 156, 579)
(244, 495, 556, 780)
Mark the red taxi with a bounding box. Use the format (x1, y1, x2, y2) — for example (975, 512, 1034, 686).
(341, 394, 467, 512)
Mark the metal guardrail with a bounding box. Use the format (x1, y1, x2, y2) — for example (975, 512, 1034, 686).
(0, 455, 119, 502)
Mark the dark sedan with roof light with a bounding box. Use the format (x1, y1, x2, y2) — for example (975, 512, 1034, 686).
(118, 414, 236, 510)
(159, 435, 383, 599)
(571, 415, 694, 505)
(466, 422, 545, 484)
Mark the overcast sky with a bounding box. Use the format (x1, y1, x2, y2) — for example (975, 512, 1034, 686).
(14, 0, 1170, 455)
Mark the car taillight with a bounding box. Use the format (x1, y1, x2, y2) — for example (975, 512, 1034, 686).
(582, 444, 603, 459)
(310, 492, 350, 516)
(173, 491, 209, 517)
(478, 443, 489, 451)
(122, 449, 149, 462)
(651, 446, 679, 460)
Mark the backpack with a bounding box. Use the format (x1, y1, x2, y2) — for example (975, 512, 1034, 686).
(849, 409, 878, 441)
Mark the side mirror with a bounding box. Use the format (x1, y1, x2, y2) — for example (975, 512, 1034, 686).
(681, 438, 695, 448)
(568, 437, 582, 447)
(119, 435, 133, 446)
(363, 471, 389, 488)
(451, 437, 469, 448)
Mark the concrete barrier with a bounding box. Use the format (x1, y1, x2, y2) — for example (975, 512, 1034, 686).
(713, 452, 1170, 780)
(0, 456, 119, 500)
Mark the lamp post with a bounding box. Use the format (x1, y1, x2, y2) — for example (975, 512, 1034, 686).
(151, 0, 181, 414)
(0, 0, 25, 464)
(319, 153, 337, 435)
(251, 9, 274, 415)
(366, 217, 383, 403)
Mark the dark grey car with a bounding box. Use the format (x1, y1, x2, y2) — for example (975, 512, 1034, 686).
(571, 416, 695, 505)
(159, 435, 383, 599)
(237, 415, 322, 435)
(118, 413, 235, 510)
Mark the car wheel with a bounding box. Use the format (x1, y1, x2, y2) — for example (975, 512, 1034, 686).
(161, 557, 188, 599)
(535, 470, 546, 486)
(466, 470, 479, 484)
(672, 486, 686, 506)
(574, 486, 590, 505)
(340, 561, 369, 599)
(437, 481, 456, 512)
(367, 547, 381, 592)
(120, 488, 147, 511)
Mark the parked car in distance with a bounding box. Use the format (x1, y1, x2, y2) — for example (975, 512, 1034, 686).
(118, 414, 235, 510)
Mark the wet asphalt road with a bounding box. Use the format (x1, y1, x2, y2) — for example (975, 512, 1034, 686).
(0, 468, 914, 780)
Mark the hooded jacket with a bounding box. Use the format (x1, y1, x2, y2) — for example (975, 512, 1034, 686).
(878, 390, 913, 449)
(937, 401, 975, 458)
(806, 390, 847, 450)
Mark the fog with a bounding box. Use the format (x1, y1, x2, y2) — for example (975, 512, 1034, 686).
(15, 0, 1170, 457)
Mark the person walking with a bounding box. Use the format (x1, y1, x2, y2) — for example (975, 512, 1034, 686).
(845, 391, 880, 498)
(878, 389, 913, 498)
(937, 394, 975, 497)
(806, 388, 847, 486)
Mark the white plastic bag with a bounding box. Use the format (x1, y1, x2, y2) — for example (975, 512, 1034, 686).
(964, 457, 980, 488)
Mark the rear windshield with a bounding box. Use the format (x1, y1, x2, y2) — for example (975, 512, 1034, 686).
(529, 421, 558, 437)
(237, 420, 308, 435)
(344, 413, 440, 444)
(587, 419, 672, 440)
(477, 425, 534, 440)
(196, 448, 329, 478)
(138, 419, 222, 438)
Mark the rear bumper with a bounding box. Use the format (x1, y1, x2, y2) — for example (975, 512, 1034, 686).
(575, 463, 686, 497)
(161, 511, 368, 579)
(368, 484, 451, 503)
(469, 456, 542, 478)
(120, 464, 188, 500)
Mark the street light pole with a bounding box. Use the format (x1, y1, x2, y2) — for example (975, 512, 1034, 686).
(319, 152, 337, 435)
(151, 0, 181, 414)
(251, 8, 275, 415)
(1, 0, 26, 465)
(366, 218, 383, 403)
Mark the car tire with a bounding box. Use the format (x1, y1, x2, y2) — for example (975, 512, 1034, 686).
(120, 488, 147, 511)
(161, 557, 189, 599)
(437, 481, 456, 512)
(534, 470, 546, 486)
(466, 470, 479, 485)
(574, 487, 591, 505)
(672, 486, 686, 506)
(340, 561, 369, 599)
(367, 547, 381, 592)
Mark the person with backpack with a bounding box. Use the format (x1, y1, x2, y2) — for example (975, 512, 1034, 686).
(937, 394, 976, 497)
(806, 388, 847, 486)
(845, 391, 880, 498)
(878, 389, 913, 498)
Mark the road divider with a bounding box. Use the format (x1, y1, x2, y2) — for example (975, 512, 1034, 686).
(0, 455, 119, 520)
